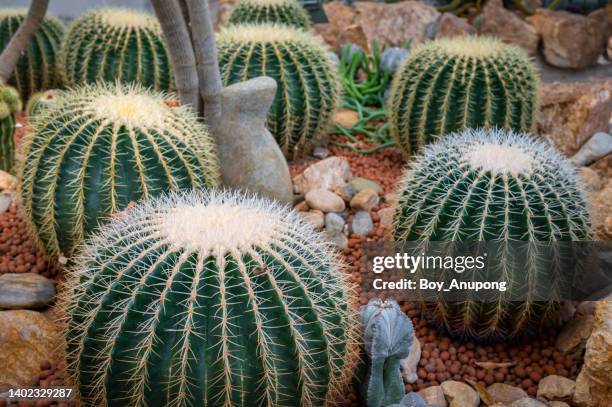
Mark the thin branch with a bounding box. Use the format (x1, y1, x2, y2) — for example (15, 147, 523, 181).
(151, 0, 200, 110)
(186, 0, 223, 131)
(0, 0, 49, 82)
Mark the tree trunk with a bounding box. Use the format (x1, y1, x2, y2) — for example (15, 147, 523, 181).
(151, 0, 200, 110)
(0, 0, 49, 83)
(186, 0, 223, 132)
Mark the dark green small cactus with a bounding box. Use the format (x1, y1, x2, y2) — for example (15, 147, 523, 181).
(0, 9, 64, 100)
(229, 0, 311, 28)
(360, 299, 415, 407)
(388, 36, 539, 156)
(0, 82, 21, 173)
(59, 8, 173, 91)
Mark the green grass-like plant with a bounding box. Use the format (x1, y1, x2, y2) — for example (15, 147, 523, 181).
(18, 82, 219, 262)
(388, 36, 539, 156)
(61, 189, 359, 407)
(0, 9, 64, 100)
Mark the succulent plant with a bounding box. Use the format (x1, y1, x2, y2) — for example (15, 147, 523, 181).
(0, 82, 21, 173)
(229, 0, 311, 28)
(387, 393, 435, 407)
(392, 128, 591, 342)
(59, 8, 173, 91)
(388, 36, 539, 156)
(60, 189, 359, 407)
(18, 82, 219, 262)
(217, 24, 340, 159)
(0, 9, 64, 100)
(25, 89, 62, 117)
(360, 299, 414, 407)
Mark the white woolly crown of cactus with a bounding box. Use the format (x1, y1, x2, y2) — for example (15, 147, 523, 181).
(59, 189, 359, 407)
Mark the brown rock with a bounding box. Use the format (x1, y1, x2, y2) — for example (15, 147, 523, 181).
(555, 314, 595, 356)
(487, 383, 528, 404)
(479, 0, 539, 55)
(537, 375, 576, 401)
(292, 156, 352, 194)
(508, 398, 547, 407)
(299, 210, 325, 229)
(441, 380, 480, 407)
(537, 80, 612, 156)
(418, 385, 447, 407)
(350, 188, 379, 211)
(315, 1, 440, 52)
(527, 8, 608, 69)
(590, 181, 612, 240)
(0, 310, 60, 391)
(378, 207, 395, 228)
(578, 167, 603, 191)
(573, 300, 612, 407)
(0, 171, 17, 193)
(305, 189, 346, 213)
(436, 13, 476, 38)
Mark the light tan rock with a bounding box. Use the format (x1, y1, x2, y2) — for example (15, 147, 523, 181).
(315, 1, 440, 52)
(334, 108, 359, 128)
(305, 189, 346, 213)
(441, 380, 480, 407)
(0, 310, 60, 390)
(537, 375, 576, 400)
(527, 8, 608, 69)
(436, 13, 475, 38)
(0, 170, 17, 193)
(549, 402, 570, 407)
(487, 383, 528, 404)
(479, 0, 539, 55)
(508, 397, 547, 407)
(590, 181, 612, 240)
(350, 188, 379, 211)
(299, 210, 325, 229)
(578, 167, 603, 191)
(378, 207, 395, 228)
(573, 300, 612, 407)
(537, 80, 612, 156)
(349, 177, 382, 194)
(419, 385, 447, 407)
(293, 156, 352, 194)
(555, 314, 595, 356)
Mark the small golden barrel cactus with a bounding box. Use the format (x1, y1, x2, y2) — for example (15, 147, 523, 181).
(26, 89, 63, 117)
(59, 8, 173, 91)
(388, 36, 539, 156)
(0, 9, 64, 100)
(61, 189, 359, 407)
(229, 0, 311, 29)
(0, 82, 21, 173)
(217, 24, 340, 159)
(18, 82, 219, 262)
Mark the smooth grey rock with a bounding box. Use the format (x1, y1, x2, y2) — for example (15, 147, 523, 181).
(571, 132, 612, 167)
(325, 212, 345, 234)
(312, 146, 330, 159)
(0, 273, 55, 309)
(213, 77, 293, 204)
(351, 211, 373, 236)
(334, 183, 358, 202)
(326, 232, 348, 249)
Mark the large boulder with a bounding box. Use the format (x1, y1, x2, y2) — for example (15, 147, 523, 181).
(0, 310, 60, 390)
(478, 0, 539, 55)
(436, 13, 476, 39)
(537, 80, 612, 156)
(527, 8, 608, 69)
(315, 1, 440, 52)
(574, 300, 612, 407)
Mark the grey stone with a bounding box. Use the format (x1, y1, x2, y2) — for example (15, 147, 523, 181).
(325, 232, 348, 249)
(537, 375, 575, 400)
(306, 189, 345, 213)
(334, 183, 358, 202)
(325, 212, 345, 234)
(0, 273, 55, 310)
(555, 313, 594, 356)
(213, 76, 293, 204)
(351, 211, 373, 236)
(571, 132, 612, 167)
(312, 146, 330, 159)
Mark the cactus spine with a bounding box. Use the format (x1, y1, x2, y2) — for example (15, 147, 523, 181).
(388, 37, 539, 156)
(26, 89, 62, 117)
(360, 299, 414, 407)
(18, 82, 219, 262)
(59, 8, 173, 91)
(0, 9, 64, 100)
(392, 128, 591, 342)
(229, 0, 311, 29)
(61, 190, 359, 407)
(217, 24, 340, 159)
(0, 82, 21, 173)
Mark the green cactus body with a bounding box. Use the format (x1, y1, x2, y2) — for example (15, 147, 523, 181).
(392, 128, 591, 342)
(18, 82, 219, 262)
(217, 24, 340, 160)
(26, 89, 62, 117)
(0, 9, 64, 100)
(229, 0, 311, 28)
(388, 37, 539, 156)
(0, 82, 22, 173)
(61, 190, 359, 407)
(59, 8, 173, 91)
